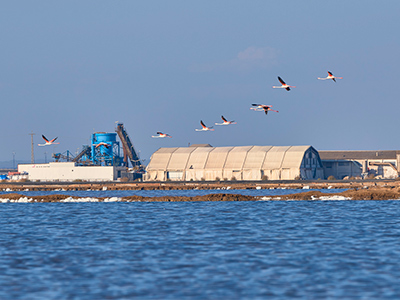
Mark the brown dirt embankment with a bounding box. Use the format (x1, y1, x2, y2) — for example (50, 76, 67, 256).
(278, 187, 400, 201)
(1, 179, 400, 192)
(123, 193, 256, 202)
(1, 187, 400, 202)
(0, 193, 256, 202)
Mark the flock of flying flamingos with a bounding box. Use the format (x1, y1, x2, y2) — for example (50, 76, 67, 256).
(151, 71, 343, 139)
(38, 71, 342, 145)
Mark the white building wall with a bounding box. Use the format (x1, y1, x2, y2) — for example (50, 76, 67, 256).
(18, 162, 118, 182)
(366, 159, 398, 178)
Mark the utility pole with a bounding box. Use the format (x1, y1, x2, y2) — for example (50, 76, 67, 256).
(29, 132, 35, 163)
(12, 152, 16, 170)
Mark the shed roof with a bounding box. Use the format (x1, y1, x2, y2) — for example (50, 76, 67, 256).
(147, 145, 316, 171)
(166, 147, 196, 170)
(281, 146, 310, 169)
(242, 146, 272, 169)
(189, 144, 212, 147)
(262, 146, 291, 169)
(185, 147, 214, 169)
(319, 150, 400, 160)
(146, 147, 178, 170)
(224, 146, 253, 169)
(205, 147, 233, 169)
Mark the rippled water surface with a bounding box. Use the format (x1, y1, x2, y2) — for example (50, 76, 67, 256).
(1, 200, 400, 299)
(0, 188, 345, 198)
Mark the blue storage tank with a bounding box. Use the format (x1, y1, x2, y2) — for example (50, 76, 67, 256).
(91, 132, 120, 166)
(95, 133, 117, 143)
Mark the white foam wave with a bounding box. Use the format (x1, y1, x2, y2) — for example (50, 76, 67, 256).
(104, 197, 121, 202)
(0, 197, 34, 203)
(259, 196, 281, 201)
(61, 197, 100, 202)
(61, 197, 122, 202)
(315, 195, 352, 201)
(0, 197, 123, 203)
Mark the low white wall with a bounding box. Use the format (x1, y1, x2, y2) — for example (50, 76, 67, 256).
(18, 162, 117, 182)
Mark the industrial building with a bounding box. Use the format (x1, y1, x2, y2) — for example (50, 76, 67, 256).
(144, 145, 324, 181)
(14, 121, 400, 182)
(18, 162, 125, 182)
(319, 150, 400, 179)
(18, 123, 144, 182)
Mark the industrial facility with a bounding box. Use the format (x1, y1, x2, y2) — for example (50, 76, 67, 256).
(144, 145, 324, 181)
(17, 123, 144, 182)
(319, 150, 400, 179)
(7, 122, 400, 182)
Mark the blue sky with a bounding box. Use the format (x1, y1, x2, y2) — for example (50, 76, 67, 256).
(1, 1, 400, 163)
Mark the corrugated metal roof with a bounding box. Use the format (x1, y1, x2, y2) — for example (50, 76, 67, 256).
(262, 146, 291, 169)
(242, 146, 272, 169)
(224, 146, 253, 169)
(147, 145, 315, 171)
(167, 147, 196, 170)
(281, 146, 310, 169)
(185, 147, 214, 169)
(205, 147, 233, 169)
(319, 150, 400, 160)
(145, 145, 322, 181)
(189, 144, 212, 147)
(146, 148, 178, 170)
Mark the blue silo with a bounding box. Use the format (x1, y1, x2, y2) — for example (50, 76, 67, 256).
(91, 132, 121, 166)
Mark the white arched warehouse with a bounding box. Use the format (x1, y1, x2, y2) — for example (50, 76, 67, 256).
(144, 145, 324, 181)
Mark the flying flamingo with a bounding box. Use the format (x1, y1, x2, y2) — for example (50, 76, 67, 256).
(152, 132, 172, 138)
(318, 71, 343, 82)
(38, 135, 59, 146)
(272, 76, 295, 91)
(215, 115, 236, 126)
(95, 142, 110, 148)
(250, 104, 279, 115)
(195, 120, 214, 131)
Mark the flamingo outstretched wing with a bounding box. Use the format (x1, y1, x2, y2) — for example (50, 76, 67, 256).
(278, 76, 286, 85)
(42, 135, 49, 143)
(327, 71, 336, 82)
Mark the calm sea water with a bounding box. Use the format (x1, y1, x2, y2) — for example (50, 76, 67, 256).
(1, 196, 400, 299)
